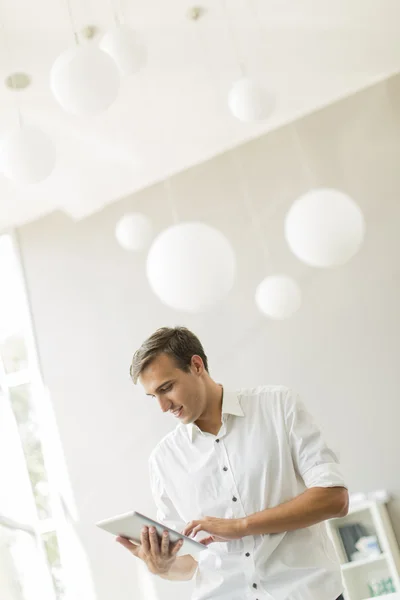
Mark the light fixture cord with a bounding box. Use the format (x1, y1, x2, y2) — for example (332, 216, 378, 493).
(246, 0, 270, 59)
(190, 7, 266, 261)
(290, 122, 317, 190)
(164, 178, 179, 225)
(230, 148, 269, 264)
(1, 20, 24, 128)
(11, 74, 24, 128)
(109, 0, 122, 27)
(221, 0, 246, 78)
(65, 0, 80, 44)
(190, 6, 222, 114)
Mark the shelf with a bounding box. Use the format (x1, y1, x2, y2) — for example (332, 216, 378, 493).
(346, 501, 385, 515)
(328, 500, 400, 600)
(360, 595, 400, 600)
(342, 554, 387, 571)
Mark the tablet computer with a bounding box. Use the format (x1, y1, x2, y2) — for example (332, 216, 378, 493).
(96, 510, 205, 557)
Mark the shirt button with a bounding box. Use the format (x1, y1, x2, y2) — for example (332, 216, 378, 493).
(223, 466, 228, 472)
(245, 552, 250, 557)
(215, 438, 220, 443)
(252, 583, 257, 589)
(232, 496, 237, 502)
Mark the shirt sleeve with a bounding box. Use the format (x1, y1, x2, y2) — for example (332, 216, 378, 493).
(284, 389, 347, 489)
(148, 455, 186, 532)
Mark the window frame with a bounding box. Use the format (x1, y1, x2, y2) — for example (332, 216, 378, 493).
(0, 230, 77, 599)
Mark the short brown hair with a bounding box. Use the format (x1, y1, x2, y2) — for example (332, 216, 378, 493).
(130, 327, 209, 384)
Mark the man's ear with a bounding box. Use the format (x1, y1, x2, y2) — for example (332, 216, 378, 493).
(191, 355, 204, 375)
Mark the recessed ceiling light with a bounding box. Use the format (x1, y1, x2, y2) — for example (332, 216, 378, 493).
(187, 6, 206, 21)
(5, 72, 31, 91)
(81, 25, 98, 40)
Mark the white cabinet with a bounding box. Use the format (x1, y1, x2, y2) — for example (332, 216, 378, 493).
(327, 501, 400, 600)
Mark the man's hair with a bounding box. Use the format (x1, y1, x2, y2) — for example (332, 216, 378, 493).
(130, 326, 209, 384)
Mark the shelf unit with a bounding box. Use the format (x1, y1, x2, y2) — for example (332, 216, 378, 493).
(327, 501, 400, 600)
(341, 554, 388, 572)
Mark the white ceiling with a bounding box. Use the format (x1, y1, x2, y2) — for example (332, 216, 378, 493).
(0, 0, 399, 230)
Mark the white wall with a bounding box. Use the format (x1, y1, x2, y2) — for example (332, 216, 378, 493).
(17, 73, 400, 600)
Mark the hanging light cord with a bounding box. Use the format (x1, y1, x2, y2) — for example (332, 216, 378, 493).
(230, 149, 269, 264)
(109, 0, 121, 27)
(0, 21, 24, 127)
(291, 122, 317, 189)
(164, 178, 180, 225)
(221, 0, 246, 77)
(65, 0, 79, 44)
(190, 3, 267, 262)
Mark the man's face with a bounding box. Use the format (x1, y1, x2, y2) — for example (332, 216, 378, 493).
(139, 353, 206, 424)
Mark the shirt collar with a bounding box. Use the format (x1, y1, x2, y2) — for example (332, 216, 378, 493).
(186, 389, 244, 443)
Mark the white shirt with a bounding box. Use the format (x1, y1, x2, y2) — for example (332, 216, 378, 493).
(149, 385, 346, 600)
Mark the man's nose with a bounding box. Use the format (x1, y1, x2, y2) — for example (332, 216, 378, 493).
(158, 397, 171, 413)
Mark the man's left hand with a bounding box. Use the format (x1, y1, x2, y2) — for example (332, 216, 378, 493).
(182, 517, 245, 546)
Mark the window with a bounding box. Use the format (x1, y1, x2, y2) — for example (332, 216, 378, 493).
(0, 233, 95, 600)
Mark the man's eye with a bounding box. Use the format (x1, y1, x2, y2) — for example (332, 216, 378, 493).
(161, 385, 172, 394)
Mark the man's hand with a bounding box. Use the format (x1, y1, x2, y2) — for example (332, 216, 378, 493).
(182, 517, 245, 546)
(116, 526, 183, 575)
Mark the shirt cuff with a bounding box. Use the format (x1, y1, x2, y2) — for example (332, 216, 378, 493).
(302, 462, 347, 489)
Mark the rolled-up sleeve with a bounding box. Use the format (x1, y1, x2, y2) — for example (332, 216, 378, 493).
(148, 455, 186, 532)
(284, 390, 347, 489)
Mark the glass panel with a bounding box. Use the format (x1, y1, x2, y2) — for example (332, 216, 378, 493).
(8, 384, 52, 520)
(0, 333, 29, 375)
(42, 531, 66, 600)
(54, 520, 97, 600)
(0, 236, 29, 353)
(0, 391, 37, 523)
(0, 233, 96, 600)
(0, 523, 55, 600)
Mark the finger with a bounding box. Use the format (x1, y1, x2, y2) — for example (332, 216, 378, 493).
(149, 527, 160, 554)
(160, 530, 170, 557)
(116, 536, 140, 555)
(170, 539, 184, 556)
(141, 527, 150, 553)
(199, 536, 214, 546)
(182, 521, 197, 537)
(116, 536, 138, 548)
(191, 525, 203, 538)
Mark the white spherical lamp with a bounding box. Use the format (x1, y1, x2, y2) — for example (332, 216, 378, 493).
(228, 77, 274, 123)
(50, 45, 120, 116)
(146, 222, 236, 312)
(115, 213, 153, 251)
(0, 126, 56, 184)
(100, 25, 147, 76)
(285, 188, 365, 267)
(255, 275, 301, 320)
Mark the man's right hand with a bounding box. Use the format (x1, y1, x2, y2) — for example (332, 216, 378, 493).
(116, 526, 184, 576)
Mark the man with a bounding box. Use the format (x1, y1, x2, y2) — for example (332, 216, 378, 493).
(118, 327, 348, 600)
